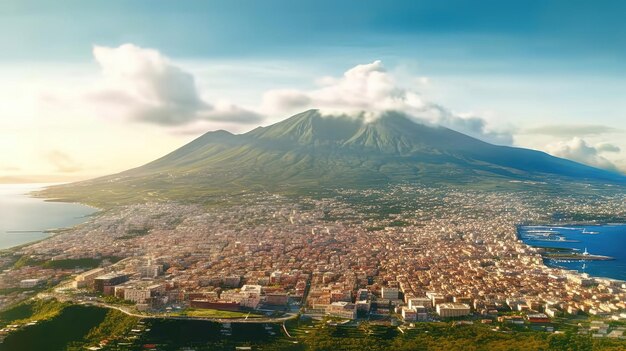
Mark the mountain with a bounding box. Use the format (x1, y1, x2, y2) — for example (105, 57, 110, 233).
(41, 110, 626, 206)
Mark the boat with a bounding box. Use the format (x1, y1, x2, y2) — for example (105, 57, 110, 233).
(581, 229, 599, 235)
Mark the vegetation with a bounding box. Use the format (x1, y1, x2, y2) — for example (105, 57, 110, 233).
(0, 300, 138, 351)
(0, 299, 68, 327)
(102, 295, 134, 306)
(83, 309, 139, 343)
(294, 322, 626, 351)
(1, 303, 625, 350)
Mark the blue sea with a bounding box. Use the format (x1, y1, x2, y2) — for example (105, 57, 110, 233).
(519, 224, 626, 281)
(0, 184, 96, 250)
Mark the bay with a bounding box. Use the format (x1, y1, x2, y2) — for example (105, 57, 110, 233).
(519, 224, 626, 281)
(0, 183, 96, 250)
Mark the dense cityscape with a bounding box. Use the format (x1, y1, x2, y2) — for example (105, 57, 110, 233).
(2, 185, 625, 347)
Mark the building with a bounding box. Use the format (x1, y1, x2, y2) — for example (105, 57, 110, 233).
(381, 287, 399, 300)
(401, 307, 417, 321)
(270, 271, 282, 284)
(408, 297, 432, 309)
(356, 300, 371, 312)
(266, 293, 289, 306)
(526, 313, 550, 323)
(123, 283, 165, 304)
(139, 264, 163, 278)
(223, 275, 241, 288)
(427, 293, 446, 307)
(221, 285, 262, 309)
(436, 303, 471, 318)
(453, 296, 472, 304)
(73, 267, 106, 289)
(326, 301, 356, 319)
(356, 289, 370, 301)
(545, 307, 559, 318)
(93, 273, 128, 295)
(567, 273, 594, 287)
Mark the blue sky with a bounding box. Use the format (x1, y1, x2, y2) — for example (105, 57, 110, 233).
(2, 1, 625, 68)
(1, 0, 625, 180)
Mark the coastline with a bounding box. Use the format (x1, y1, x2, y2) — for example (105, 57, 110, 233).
(0, 183, 99, 252)
(517, 223, 626, 282)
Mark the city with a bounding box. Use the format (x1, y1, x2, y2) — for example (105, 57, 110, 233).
(1, 185, 625, 347)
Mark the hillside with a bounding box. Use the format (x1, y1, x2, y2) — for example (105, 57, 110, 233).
(39, 110, 626, 206)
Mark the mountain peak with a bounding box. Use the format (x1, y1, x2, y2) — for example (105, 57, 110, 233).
(247, 109, 363, 144)
(41, 109, 626, 205)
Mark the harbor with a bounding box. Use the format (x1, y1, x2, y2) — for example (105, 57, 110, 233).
(518, 224, 626, 280)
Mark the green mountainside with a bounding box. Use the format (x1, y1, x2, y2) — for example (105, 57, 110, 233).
(40, 110, 626, 206)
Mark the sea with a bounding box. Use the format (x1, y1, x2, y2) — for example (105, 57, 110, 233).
(519, 224, 626, 281)
(0, 183, 96, 250)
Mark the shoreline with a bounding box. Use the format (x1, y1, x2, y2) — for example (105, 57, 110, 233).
(517, 223, 625, 281)
(0, 183, 99, 253)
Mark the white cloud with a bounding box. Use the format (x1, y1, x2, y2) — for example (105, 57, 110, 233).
(546, 137, 621, 172)
(91, 44, 262, 126)
(596, 142, 621, 153)
(261, 60, 513, 144)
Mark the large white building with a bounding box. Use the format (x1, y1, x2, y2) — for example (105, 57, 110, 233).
(436, 303, 471, 318)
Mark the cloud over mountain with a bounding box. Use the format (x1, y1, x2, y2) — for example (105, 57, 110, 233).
(91, 44, 262, 126)
(261, 60, 513, 145)
(546, 137, 621, 172)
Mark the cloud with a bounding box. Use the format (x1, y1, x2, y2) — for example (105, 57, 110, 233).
(545, 138, 621, 172)
(596, 142, 621, 153)
(524, 124, 621, 137)
(45, 150, 82, 173)
(91, 44, 262, 126)
(261, 60, 513, 144)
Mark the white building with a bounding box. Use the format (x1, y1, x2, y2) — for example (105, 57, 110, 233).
(436, 303, 471, 318)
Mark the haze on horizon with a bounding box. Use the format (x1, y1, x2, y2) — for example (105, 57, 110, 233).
(1, 0, 626, 183)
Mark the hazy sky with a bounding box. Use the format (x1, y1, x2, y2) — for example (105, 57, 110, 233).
(1, 0, 625, 182)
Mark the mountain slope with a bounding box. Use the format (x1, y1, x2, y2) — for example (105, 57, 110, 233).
(41, 110, 626, 206)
